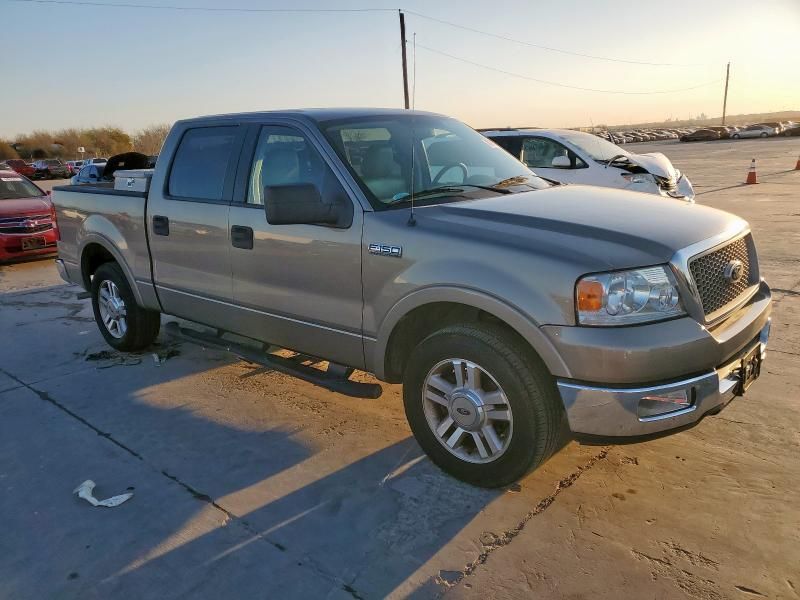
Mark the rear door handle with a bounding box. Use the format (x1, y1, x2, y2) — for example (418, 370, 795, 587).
(231, 225, 254, 250)
(152, 215, 170, 236)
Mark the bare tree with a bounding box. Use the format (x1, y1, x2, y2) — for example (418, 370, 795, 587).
(0, 140, 19, 160)
(132, 123, 172, 156)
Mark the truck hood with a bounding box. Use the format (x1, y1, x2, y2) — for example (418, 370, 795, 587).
(0, 197, 51, 218)
(431, 185, 744, 271)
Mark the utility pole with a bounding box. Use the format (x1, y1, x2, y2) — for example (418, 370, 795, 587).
(721, 62, 730, 125)
(399, 10, 410, 109)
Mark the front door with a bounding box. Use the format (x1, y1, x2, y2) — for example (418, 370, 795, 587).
(227, 123, 364, 368)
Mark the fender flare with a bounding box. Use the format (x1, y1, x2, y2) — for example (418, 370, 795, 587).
(371, 286, 571, 380)
(77, 232, 145, 307)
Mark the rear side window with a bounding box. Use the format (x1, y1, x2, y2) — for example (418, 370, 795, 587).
(168, 126, 238, 200)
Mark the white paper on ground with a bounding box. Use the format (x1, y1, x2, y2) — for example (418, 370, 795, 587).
(73, 480, 134, 508)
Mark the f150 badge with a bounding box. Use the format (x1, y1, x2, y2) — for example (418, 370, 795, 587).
(369, 243, 402, 258)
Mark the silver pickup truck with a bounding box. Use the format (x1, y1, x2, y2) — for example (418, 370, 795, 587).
(52, 109, 772, 487)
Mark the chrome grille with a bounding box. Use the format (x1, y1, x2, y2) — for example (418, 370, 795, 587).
(689, 235, 755, 316)
(0, 215, 53, 234)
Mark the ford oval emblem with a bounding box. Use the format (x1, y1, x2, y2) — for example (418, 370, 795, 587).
(723, 259, 744, 283)
(455, 407, 471, 416)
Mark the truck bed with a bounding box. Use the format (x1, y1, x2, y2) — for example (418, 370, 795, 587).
(52, 184, 152, 292)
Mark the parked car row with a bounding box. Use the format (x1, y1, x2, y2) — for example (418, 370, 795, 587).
(598, 129, 684, 144)
(679, 121, 799, 142)
(593, 120, 800, 144)
(0, 157, 108, 180)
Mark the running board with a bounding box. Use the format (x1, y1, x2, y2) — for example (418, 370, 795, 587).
(165, 322, 382, 399)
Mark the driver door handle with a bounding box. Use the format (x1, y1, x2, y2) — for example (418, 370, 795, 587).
(152, 215, 170, 236)
(231, 225, 254, 250)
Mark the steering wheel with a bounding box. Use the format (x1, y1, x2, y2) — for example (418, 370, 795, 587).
(432, 162, 468, 185)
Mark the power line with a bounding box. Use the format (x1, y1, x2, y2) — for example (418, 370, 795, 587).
(4, 0, 718, 69)
(6, 0, 394, 12)
(415, 43, 723, 95)
(405, 10, 710, 67)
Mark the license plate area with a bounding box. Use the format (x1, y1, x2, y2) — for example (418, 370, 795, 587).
(735, 344, 762, 395)
(21, 236, 46, 250)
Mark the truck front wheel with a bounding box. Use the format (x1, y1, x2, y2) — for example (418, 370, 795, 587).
(402, 323, 564, 488)
(91, 262, 161, 351)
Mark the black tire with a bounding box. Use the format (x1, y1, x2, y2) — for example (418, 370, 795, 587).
(91, 262, 160, 351)
(732, 134, 740, 139)
(760, 132, 767, 138)
(402, 323, 564, 488)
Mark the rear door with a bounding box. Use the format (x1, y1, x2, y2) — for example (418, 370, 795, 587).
(226, 121, 365, 368)
(147, 123, 246, 329)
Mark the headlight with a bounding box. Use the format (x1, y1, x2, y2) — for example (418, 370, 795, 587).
(576, 265, 685, 326)
(620, 173, 652, 184)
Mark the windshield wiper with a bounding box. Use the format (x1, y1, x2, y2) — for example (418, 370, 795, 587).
(386, 183, 511, 206)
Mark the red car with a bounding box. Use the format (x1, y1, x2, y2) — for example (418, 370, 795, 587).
(0, 170, 58, 262)
(4, 159, 36, 178)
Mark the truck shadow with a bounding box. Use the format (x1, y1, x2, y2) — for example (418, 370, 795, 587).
(1, 285, 501, 599)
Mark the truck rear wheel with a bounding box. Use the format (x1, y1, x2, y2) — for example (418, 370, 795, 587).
(402, 323, 564, 488)
(91, 262, 160, 351)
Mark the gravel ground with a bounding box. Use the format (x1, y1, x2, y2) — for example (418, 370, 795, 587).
(1, 137, 798, 599)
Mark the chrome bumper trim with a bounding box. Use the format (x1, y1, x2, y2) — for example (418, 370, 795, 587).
(557, 319, 770, 437)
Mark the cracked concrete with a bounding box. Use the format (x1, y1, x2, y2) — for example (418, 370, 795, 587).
(1, 138, 799, 599)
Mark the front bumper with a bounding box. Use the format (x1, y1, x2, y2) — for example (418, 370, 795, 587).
(556, 317, 770, 437)
(0, 231, 58, 262)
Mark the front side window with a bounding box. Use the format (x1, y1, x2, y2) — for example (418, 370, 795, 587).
(321, 115, 548, 209)
(522, 137, 586, 169)
(168, 126, 238, 200)
(247, 126, 329, 205)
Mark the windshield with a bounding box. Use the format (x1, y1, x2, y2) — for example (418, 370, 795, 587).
(320, 114, 548, 209)
(555, 130, 629, 162)
(0, 175, 44, 200)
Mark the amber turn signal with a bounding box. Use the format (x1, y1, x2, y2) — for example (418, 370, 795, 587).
(577, 280, 604, 312)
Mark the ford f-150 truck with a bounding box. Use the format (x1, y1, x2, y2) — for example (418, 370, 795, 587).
(52, 109, 772, 487)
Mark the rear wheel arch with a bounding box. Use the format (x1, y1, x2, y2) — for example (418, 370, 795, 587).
(78, 239, 145, 307)
(80, 242, 116, 289)
(377, 290, 570, 383)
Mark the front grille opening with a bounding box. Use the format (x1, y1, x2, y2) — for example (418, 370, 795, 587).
(689, 234, 756, 316)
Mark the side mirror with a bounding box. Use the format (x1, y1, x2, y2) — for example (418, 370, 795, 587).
(265, 183, 340, 226)
(551, 155, 572, 168)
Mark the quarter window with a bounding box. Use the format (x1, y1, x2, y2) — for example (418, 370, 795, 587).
(168, 126, 238, 200)
(247, 126, 329, 205)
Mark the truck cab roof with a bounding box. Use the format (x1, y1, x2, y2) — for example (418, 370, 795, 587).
(177, 107, 447, 126)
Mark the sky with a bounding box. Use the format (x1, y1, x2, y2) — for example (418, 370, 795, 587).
(1, 0, 798, 138)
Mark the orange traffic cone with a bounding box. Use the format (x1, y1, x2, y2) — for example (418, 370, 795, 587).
(795, 154, 800, 170)
(745, 158, 758, 184)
